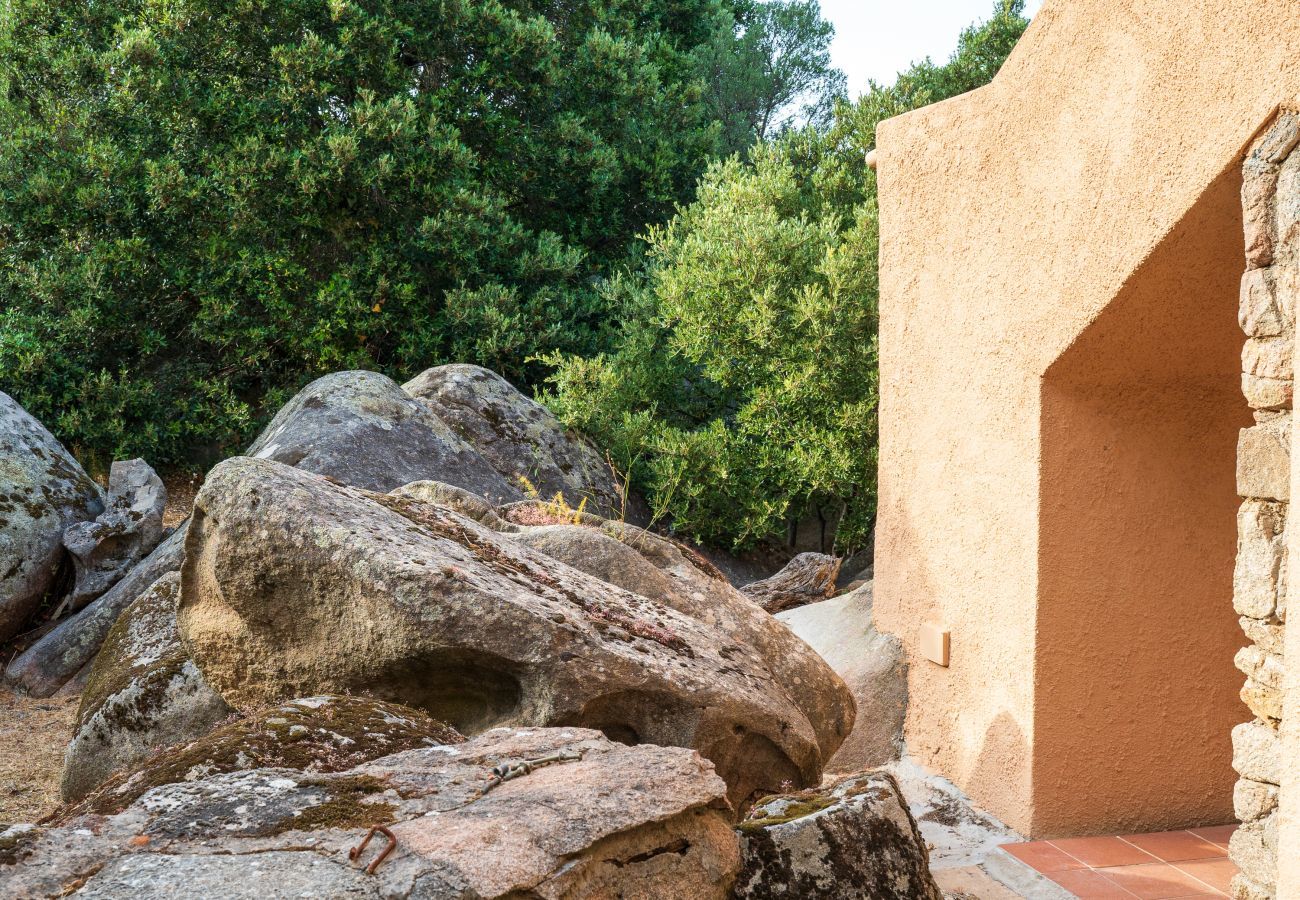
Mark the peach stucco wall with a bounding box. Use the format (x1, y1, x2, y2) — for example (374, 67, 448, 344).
(875, 0, 1300, 839)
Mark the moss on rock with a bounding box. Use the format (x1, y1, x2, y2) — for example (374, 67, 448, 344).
(255, 775, 396, 836)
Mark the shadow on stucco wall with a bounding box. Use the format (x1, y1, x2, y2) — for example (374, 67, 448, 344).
(1034, 158, 1251, 837)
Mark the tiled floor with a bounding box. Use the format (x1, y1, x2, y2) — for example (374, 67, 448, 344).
(1001, 826, 1238, 898)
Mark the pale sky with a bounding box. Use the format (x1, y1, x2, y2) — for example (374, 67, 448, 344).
(821, 0, 1045, 97)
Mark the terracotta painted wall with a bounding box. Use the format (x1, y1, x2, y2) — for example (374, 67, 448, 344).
(1036, 159, 1248, 837)
(875, 0, 1300, 839)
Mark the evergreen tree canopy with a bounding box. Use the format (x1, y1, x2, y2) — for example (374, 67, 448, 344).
(0, 0, 816, 466)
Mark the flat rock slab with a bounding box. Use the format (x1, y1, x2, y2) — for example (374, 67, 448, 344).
(5, 525, 187, 698)
(3, 727, 741, 899)
(179, 457, 847, 804)
(62, 695, 461, 818)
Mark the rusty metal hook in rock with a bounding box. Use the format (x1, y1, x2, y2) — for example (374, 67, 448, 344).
(349, 825, 397, 875)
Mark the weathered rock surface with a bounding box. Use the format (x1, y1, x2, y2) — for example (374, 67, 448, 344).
(501, 514, 852, 761)
(5, 728, 741, 899)
(740, 552, 842, 613)
(0, 392, 104, 644)
(60, 459, 166, 614)
(246, 369, 519, 499)
(1233, 721, 1282, 785)
(405, 364, 638, 520)
(1235, 500, 1286, 620)
(5, 526, 187, 698)
(1237, 416, 1290, 501)
(63, 695, 461, 819)
(6, 366, 651, 697)
(733, 770, 942, 900)
(59, 571, 233, 803)
(777, 582, 906, 772)
(179, 457, 852, 803)
(1230, 811, 1277, 896)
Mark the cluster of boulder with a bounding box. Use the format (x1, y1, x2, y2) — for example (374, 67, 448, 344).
(0, 396, 166, 650)
(1, 365, 929, 898)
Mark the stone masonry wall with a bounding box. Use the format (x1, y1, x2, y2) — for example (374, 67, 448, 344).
(1232, 111, 1298, 900)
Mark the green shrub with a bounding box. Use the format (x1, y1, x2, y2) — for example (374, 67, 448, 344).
(541, 1, 1028, 552)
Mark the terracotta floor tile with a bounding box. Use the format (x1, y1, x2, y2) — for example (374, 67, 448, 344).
(1101, 862, 1225, 899)
(1188, 825, 1237, 850)
(1001, 840, 1088, 873)
(1044, 867, 1137, 898)
(1050, 836, 1160, 868)
(1120, 831, 1226, 862)
(1173, 857, 1239, 894)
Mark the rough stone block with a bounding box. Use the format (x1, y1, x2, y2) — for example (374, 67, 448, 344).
(1239, 616, 1286, 656)
(1235, 649, 1282, 721)
(1234, 501, 1286, 618)
(1278, 150, 1300, 252)
(1234, 645, 1285, 688)
(1242, 374, 1292, 411)
(1243, 112, 1300, 268)
(1240, 678, 1284, 721)
(1243, 168, 1280, 269)
(1231, 874, 1273, 900)
(1232, 720, 1281, 785)
(1240, 268, 1286, 337)
(1237, 418, 1291, 501)
(1229, 811, 1277, 891)
(1242, 336, 1294, 380)
(1234, 778, 1280, 822)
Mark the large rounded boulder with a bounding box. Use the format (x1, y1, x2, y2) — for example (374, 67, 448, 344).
(776, 582, 908, 773)
(0, 392, 104, 644)
(245, 370, 519, 498)
(178, 457, 853, 804)
(501, 510, 854, 762)
(405, 364, 639, 520)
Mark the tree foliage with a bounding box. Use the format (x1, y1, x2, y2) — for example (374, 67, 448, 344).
(542, 0, 1029, 552)
(0, 0, 840, 467)
(700, 0, 845, 154)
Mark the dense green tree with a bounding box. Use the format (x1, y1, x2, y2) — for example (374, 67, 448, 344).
(701, 0, 845, 154)
(542, 0, 1029, 552)
(0, 0, 820, 467)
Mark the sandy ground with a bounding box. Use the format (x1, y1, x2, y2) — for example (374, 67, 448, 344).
(0, 687, 79, 826)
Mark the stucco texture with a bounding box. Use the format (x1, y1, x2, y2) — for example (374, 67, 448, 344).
(875, 0, 1300, 840)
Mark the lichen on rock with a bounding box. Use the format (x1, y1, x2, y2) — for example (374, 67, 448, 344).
(0, 391, 104, 644)
(10, 727, 741, 900)
(61, 695, 461, 820)
(60, 571, 232, 803)
(733, 770, 943, 899)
